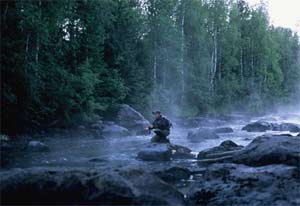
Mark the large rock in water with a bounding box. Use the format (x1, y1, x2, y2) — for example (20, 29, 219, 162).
(233, 135, 300, 166)
(0, 167, 184, 205)
(137, 143, 195, 161)
(155, 167, 192, 183)
(137, 144, 172, 161)
(186, 163, 300, 206)
(169, 144, 195, 159)
(242, 121, 300, 133)
(187, 128, 219, 142)
(197, 140, 243, 159)
(272, 123, 300, 133)
(116, 104, 150, 134)
(242, 121, 272, 132)
(102, 122, 130, 137)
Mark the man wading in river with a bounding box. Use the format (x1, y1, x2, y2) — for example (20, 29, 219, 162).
(145, 111, 172, 143)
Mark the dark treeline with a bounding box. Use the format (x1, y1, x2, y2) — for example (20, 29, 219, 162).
(1, 0, 300, 133)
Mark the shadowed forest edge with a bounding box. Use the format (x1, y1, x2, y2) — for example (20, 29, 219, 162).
(1, 0, 300, 134)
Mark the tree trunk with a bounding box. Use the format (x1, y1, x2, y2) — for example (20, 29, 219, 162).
(251, 45, 254, 89)
(33, 0, 42, 98)
(180, 1, 185, 105)
(3, 2, 9, 29)
(210, 30, 218, 92)
(163, 51, 168, 88)
(35, 0, 42, 65)
(240, 48, 243, 83)
(214, 34, 218, 89)
(153, 13, 157, 89)
(218, 46, 221, 80)
(26, 34, 29, 59)
(153, 45, 157, 87)
(35, 36, 39, 65)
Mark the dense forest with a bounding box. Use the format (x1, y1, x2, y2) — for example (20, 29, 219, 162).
(1, 0, 300, 133)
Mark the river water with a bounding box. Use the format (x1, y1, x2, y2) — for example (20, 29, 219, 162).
(5, 112, 300, 169)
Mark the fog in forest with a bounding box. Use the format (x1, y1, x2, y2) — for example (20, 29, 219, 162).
(1, 0, 300, 205)
(2, 0, 300, 133)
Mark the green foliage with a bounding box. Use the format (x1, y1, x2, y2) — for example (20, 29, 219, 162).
(1, 0, 300, 133)
(1, 0, 129, 132)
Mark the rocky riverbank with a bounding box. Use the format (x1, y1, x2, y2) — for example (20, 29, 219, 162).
(2, 132, 299, 206)
(1, 105, 300, 205)
(1, 134, 300, 205)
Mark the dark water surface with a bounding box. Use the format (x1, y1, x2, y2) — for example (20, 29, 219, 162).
(5, 113, 300, 169)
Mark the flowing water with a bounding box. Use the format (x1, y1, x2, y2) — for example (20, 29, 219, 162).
(4, 113, 300, 170)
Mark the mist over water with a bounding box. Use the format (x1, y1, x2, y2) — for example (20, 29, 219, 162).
(5, 109, 299, 170)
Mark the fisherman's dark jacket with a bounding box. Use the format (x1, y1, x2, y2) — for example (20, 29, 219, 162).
(152, 116, 171, 131)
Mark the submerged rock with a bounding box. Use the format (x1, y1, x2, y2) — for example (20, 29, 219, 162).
(187, 128, 219, 142)
(27, 141, 50, 152)
(116, 104, 150, 134)
(0, 167, 184, 205)
(213, 127, 234, 133)
(233, 135, 300, 166)
(242, 121, 272, 132)
(88, 158, 107, 163)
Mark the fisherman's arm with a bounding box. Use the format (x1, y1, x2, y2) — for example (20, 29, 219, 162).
(145, 124, 154, 131)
